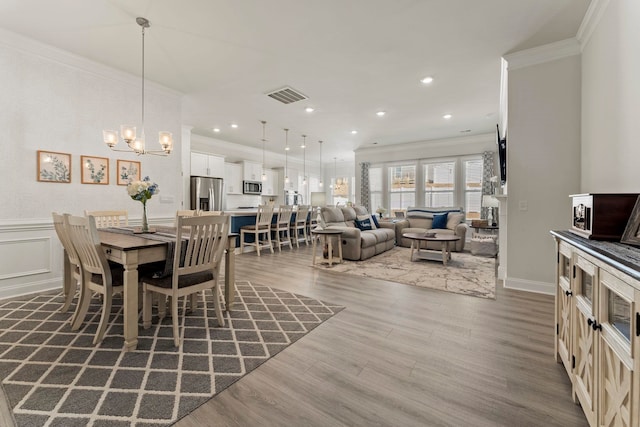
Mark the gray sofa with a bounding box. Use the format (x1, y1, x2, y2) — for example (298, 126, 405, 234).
(320, 206, 396, 261)
(395, 207, 468, 251)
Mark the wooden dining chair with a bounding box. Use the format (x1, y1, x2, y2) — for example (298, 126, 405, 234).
(290, 205, 311, 247)
(141, 215, 229, 346)
(85, 210, 128, 228)
(52, 212, 82, 315)
(197, 210, 222, 216)
(65, 214, 124, 344)
(271, 205, 294, 251)
(240, 204, 274, 256)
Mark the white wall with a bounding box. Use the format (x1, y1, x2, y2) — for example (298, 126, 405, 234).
(505, 54, 582, 293)
(581, 0, 640, 191)
(0, 29, 183, 298)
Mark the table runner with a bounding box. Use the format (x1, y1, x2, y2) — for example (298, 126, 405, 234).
(102, 226, 180, 278)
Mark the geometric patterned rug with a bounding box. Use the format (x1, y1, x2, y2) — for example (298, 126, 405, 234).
(0, 281, 344, 426)
(314, 246, 496, 299)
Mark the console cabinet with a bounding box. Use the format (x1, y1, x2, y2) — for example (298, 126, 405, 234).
(552, 231, 640, 427)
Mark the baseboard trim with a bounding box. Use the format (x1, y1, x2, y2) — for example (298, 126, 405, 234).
(504, 276, 554, 295)
(0, 278, 59, 301)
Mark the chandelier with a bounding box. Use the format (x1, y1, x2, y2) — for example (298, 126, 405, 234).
(260, 120, 267, 181)
(102, 17, 173, 156)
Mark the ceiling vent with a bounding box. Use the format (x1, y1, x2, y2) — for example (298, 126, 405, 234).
(266, 86, 308, 104)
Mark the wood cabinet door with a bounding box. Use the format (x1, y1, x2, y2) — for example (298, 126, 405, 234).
(573, 255, 598, 427)
(598, 270, 636, 427)
(557, 242, 573, 378)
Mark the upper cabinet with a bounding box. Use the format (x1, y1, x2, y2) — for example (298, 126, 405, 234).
(242, 161, 262, 181)
(262, 169, 277, 196)
(191, 152, 225, 178)
(224, 163, 242, 194)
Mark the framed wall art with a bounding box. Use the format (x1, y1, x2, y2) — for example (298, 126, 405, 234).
(621, 196, 640, 247)
(117, 160, 141, 185)
(37, 150, 71, 183)
(81, 155, 109, 185)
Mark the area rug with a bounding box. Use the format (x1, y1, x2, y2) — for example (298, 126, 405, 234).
(315, 246, 496, 299)
(0, 281, 344, 426)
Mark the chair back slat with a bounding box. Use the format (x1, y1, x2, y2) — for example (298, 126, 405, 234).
(277, 205, 294, 225)
(256, 204, 275, 228)
(66, 215, 112, 288)
(52, 212, 81, 266)
(174, 215, 229, 280)
(85, 210, 128, 228)
(295, 205, 311, 226)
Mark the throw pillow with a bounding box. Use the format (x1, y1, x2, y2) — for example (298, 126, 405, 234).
(371, 214, 380, 228)
(355, 216, 373, 231)
(357, 214, 377, 230)
(431, 212, 448, 229)
(446, 213, 464, 230)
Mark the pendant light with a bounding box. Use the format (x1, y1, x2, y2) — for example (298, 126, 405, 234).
(284, 128, 290, 184)
(260, 120, 267, 181)
(301, 135, 307, 186)
(318, 140, 323, 187)
(103, 17, 173, 156)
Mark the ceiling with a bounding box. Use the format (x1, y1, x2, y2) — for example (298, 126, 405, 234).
(0, 0, 590, 162)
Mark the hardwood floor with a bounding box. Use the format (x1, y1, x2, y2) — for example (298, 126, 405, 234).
(176, 246, 588, 427)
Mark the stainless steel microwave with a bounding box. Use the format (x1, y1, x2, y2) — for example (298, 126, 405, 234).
(243, 180, 262, 195)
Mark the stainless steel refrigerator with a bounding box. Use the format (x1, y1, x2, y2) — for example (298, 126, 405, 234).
(190, 176, 224, 211)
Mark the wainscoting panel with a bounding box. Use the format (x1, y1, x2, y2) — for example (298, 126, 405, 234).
(0, 237, 51, 280)
(0, 219, 62, 300)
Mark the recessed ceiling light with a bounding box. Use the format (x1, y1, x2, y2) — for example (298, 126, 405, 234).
(443, 114, 452, 120)
(351, 130, 358, 134)
(231, 123, 238, 128)
(213, 128, 220, 133)
(376, 111, 386, 117)
(305, 107, 314, 113)
(421, 76, 434, 84)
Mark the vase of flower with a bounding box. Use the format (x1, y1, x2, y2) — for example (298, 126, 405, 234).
(127, 176, 158, 233)
(141, 202, 149, 233)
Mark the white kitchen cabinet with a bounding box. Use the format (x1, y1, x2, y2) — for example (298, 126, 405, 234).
(262, 169, 277, 196)
(243, 161, 263, 181)
(191, 152, 225, 178)
(284, 168, 298, 191)
(224, 162, 242, 194)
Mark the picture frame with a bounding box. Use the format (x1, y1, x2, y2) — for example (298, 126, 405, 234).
(117, 160, 141, 185)
(81, 155, 109, 185)
(37, 150, 71, 183)
(621, 195, 640, 247)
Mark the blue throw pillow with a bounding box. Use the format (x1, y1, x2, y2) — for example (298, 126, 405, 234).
(431, 212, 448, 229)
(355, 217, 373, 231)
(371, 214, 380, 228)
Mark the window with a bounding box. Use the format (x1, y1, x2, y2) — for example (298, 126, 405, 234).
(369, 167, 383, 213)
(389, 165, 415, 216)
(464, 159, 483, 220)
(424, 162, 455, 207)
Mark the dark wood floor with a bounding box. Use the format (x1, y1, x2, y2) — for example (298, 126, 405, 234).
(176, 246, 588, 427)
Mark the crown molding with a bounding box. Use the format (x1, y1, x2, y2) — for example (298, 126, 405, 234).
(354, 132, 494, 156)
(0, 27, 181, 99)
(503, 38, 581, 71)
(576, 0, 611, 49)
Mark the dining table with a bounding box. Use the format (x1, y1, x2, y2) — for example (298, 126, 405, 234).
(63, 227, 238, 351)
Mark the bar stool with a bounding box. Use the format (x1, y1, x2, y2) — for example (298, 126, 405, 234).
(271, 205, 294, 251)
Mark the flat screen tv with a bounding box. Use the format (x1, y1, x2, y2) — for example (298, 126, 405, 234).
(496, 124, 507, 185)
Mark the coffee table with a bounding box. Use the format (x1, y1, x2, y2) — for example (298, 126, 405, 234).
(402, 232, 461, 266)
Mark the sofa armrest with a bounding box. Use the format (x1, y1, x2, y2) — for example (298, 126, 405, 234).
(327, 225, 361, 239)
(378, 222, 395, 230)
(454, 223, 468, 238)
